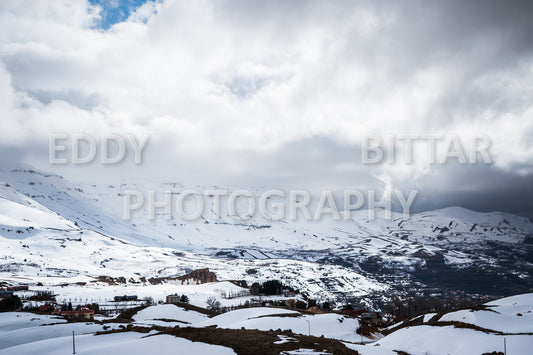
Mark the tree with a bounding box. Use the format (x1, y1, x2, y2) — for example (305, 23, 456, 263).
(206, 296, 221, 312)
(262, 280, 283, 295)
(0, 295, 22, 312)
(249, 280, 295, 296)
(295, 300, 307, 310)
(89, 303, 100, 314)
(250, 282, 261, 296)
(145, 297, 154, 306)
(179, 294, 189, 303)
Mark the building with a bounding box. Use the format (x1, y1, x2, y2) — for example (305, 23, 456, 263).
(0, 291, 13, 298)
(166, 294, 181, 304)
(307, 306, 323, 314)
(60, 308, 94, 320)
(177, 268, 217, 285)
(361, 311, 383, 326)
(113, 295, 138, 302)
(341, 309, 363, 317)
(30, 290, 55, 301)
(284, 299, 296, 308)
(39, 304, 58, 313)
(282, 289, 295, 297)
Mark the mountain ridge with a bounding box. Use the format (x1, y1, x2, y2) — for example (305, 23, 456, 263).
(0, 167, 531, 307)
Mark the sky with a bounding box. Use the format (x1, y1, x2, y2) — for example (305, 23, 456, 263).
(88, 0, 156, 29)
(0, 0, 532, 216)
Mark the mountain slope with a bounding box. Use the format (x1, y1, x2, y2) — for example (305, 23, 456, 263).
(0, 167, 532, 306)
(348, 293, 533, 355)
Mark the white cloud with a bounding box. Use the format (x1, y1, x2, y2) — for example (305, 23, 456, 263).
(0, 0, 532, 203)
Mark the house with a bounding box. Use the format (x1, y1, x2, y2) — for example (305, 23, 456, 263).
(307, 306, 323, 314)
(30, 290, 55, 301)
(60, 308, 94, 320)
(284, 299, 296, 308)
(0, 291, 13, 298)
(39, 304, 59, 313)
(113, 295, 138, 302)
(282, 289, 295, 297)
(166, 294, 180, 304)
(342, 309, 363, 317)
(177, 268, 217, 285)
(361, 311, 383, 326)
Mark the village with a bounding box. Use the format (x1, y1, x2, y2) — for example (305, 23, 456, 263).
(1, 269, 531, 354)
(0, 268, 385, 330)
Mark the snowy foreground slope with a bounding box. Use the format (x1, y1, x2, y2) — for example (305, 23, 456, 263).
(131, 305, 366, 343)
(348, 293, 533, 355)
(2, 333, 236, 355)
(0, 167, 532, 306)
(0, 294, 532, 354)
(0, 304, 365, 354)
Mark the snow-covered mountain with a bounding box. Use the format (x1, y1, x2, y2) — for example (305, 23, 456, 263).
(0, 168, 532, 306)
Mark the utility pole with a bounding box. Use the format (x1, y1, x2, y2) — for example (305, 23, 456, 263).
(306, 319, 310, 336)
(504, 337, 506, 355)
(359, 319, 364, 344)
(72, 330, 76, 354)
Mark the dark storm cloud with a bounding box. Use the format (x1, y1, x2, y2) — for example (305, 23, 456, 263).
(335, 0, 533, 130)
(412, 163, 533, 217)
(238, 139, 533, 217)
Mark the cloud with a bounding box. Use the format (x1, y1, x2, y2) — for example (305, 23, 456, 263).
(0, 0, 532, 215)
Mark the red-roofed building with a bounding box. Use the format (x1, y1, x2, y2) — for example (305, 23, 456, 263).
(60, 308, 94, 320)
